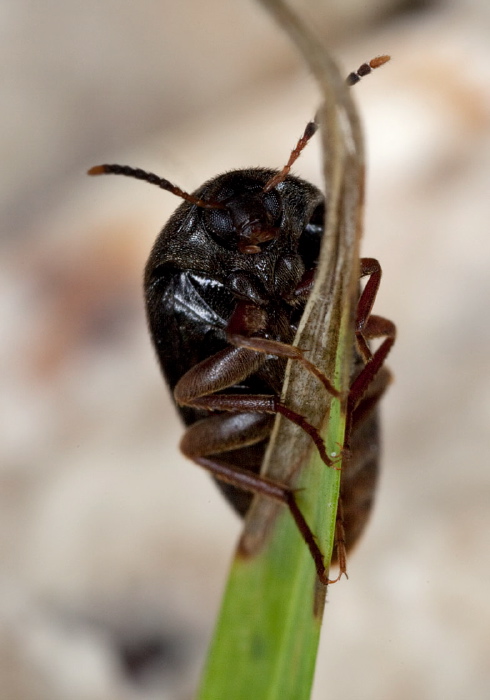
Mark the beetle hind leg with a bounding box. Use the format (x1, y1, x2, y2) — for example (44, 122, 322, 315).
(180, 411, 338, 585)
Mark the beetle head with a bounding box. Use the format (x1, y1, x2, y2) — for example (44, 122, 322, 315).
(88, 164, 286, 256)
(200, 173, 283, 255)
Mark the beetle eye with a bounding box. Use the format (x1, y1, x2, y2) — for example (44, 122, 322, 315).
(204, 208, 233, 234)
(263, 189, 282, 224)
(202, 208, 235, 248)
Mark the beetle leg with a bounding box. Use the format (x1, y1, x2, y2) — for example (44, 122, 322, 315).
(349, 257, 396, 411)
(229, 334, 340, 399)
(180, 389, 333, 471)
(332, 367, 392, 578)
(326, 260, 396, 578)
(181, 411, 273, 455)
(328, 495, 348, 582)
(190, 393, 336, 468)
(180, 411, 338, 586)
(174, 346, 265, 402)
(175, 350, 335, 468)
(356, 257, 386, 361)
(226, 301, 340, 398)
(349, 315, 396, 418)
(180, 411, 287, 501)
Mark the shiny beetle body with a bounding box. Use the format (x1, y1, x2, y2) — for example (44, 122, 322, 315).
(141, 167, 393, 566)
(88, 55, 395, 583)
(145, 168, 325, 515)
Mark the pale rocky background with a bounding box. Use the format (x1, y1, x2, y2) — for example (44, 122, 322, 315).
(1, 1, 490, 699)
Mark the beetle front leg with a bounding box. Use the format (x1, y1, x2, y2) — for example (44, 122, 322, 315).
(349, 314, 396, 417)
(349, 257, 396, 411)
(356, 257, 387, 361)
(226, 301, 340, 398)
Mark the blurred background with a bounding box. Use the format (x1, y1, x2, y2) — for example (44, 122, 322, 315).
(2, 1, 490, 698)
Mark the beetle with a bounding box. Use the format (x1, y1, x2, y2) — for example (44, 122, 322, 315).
(88, 56, 395, 584)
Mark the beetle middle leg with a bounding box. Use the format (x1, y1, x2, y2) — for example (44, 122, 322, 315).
(174, 345, 335, 467)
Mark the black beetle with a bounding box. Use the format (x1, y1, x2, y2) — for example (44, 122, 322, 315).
(88, 56, 395, 584)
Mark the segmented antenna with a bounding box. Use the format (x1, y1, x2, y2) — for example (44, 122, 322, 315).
(88, 56, 390, 207)
(346, 54, 390, 86)
(87, 164, 225, 209)
(263, 55, 390, 192)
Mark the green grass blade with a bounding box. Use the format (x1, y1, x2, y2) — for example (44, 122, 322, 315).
(198, 401, 346, 700)
(197, 1, 365, 698)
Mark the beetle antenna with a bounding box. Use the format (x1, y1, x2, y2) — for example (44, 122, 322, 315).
(87, 164, 225, 209)
(263, 121, 318, 193)
(263, 55, 390, 192)
(346, 54, 390, 86)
